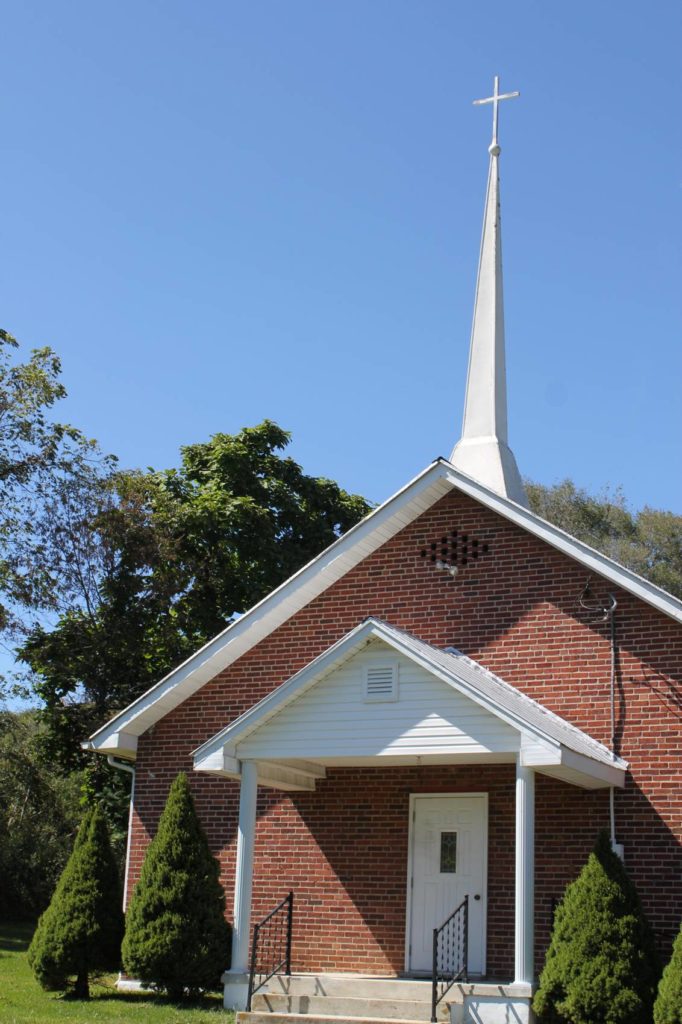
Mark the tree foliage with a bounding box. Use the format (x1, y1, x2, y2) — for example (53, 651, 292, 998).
(0, 329, 113, 660)
(533, 831, 659, 1024)
(0, 710, 83, 918)
(122, 772, 231, 1000)
(27, 803, 123, 998)
(21, 421, 371, 770)
(655, 920, 682, 1024)
(527, 479, 682, 598)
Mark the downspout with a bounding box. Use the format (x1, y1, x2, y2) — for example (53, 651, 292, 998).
(107, 755, 136, 909)
(605, 597, 624, 859)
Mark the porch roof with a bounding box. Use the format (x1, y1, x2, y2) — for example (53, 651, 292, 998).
(192, 618, 627, 791)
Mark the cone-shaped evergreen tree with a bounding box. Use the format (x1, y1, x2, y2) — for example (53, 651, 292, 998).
(27, 803, 124, 998)
(122, 772, 231, 1000)
(655, 921, 682, 1024)
(533, 831, 659, 1024)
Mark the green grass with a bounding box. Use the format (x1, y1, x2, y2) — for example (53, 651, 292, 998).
(0, 922, 234, 1023)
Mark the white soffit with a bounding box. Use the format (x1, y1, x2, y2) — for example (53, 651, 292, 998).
(85, 458, 682, 759)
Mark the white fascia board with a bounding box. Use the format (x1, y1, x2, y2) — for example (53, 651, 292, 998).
(87, 461, 452, 756)
(255, 763, 317, 791)
(518, 734, 625, 788)
(559, 747, 626, 789)
(440, 464, 682, 625)
(81, 732, 138, 759)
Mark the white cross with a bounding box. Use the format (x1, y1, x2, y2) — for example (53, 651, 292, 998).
(473, 75, 519, 146)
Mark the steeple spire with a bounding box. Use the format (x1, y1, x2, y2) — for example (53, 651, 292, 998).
(450, 76, 528, 508)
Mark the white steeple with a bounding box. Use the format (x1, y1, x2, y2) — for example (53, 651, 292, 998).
(450, 77, 529, 508)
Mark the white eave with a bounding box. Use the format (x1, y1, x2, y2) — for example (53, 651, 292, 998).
(84, 458, 682, 760)
(192, 618, 628, 791)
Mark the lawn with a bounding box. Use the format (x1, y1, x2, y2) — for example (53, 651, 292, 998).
(0, 923, 234, 1023)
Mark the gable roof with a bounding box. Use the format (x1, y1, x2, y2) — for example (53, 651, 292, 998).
(84, 458, 682, 760)
(192, 618, 627, 790)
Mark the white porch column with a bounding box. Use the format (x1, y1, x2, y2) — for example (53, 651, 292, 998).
(514, 759, 535, 986)
(232, 760, 258, 971)
(223, 760, 258, 1010)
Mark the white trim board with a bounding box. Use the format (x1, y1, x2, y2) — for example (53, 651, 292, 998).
(84, 459, 682, 760)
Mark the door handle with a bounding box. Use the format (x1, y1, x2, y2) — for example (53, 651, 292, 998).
(474, 894, 481, 901)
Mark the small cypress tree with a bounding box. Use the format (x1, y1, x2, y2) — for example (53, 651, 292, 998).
(27, 803, 124, 998)
(655, 921, 682, 1024)
(533, 831, 659, 1024)
(122, 772, 231, 1000)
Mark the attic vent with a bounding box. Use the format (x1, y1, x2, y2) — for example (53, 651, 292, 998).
(364, 663, 398, 702)
(419, 527, 491, 572)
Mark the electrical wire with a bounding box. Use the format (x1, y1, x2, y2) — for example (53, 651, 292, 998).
(578, 580, 619, 850)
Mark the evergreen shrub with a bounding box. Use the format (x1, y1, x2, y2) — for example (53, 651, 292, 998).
(655, 920, 682, 1024)
(27, 803, 124, 998)
(122, 772, 231, 1000)
(533, 831, 659, 1024)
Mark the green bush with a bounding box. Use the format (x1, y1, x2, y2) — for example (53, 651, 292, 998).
(122, 772, 231, 1000)
(655, 921, 682, 1023)
(27, 803, 124, 998)
(533, 831, 659, 1024)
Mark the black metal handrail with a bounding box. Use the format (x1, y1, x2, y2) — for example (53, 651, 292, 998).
(431, 895, 468, 1023)
(246, 891, 294, 1011)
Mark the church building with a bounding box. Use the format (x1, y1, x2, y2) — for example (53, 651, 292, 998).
(85, 80, 682, 1024)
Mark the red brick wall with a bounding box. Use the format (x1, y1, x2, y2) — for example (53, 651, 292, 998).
(127, 489, 682, 975)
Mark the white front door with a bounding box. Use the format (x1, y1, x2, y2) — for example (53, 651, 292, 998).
(408, 794, 487, 975)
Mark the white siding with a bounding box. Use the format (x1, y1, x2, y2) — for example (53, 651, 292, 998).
(236, 640, 519, 760)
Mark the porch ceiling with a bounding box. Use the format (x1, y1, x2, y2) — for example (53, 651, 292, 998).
(192, 619, 628, 792)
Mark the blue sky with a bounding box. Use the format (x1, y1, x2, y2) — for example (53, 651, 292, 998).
(2, 0, 681, 513)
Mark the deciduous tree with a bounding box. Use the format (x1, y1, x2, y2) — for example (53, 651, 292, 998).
(0, 710, 82, 918)
(526, 479, 682, 598)
(22, 421, 371, 770)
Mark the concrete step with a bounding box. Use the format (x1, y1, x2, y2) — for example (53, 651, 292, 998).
(265, 975, 435, 1001)
(237, 1014, 431, 1024)
(250, 993, 444, 1021)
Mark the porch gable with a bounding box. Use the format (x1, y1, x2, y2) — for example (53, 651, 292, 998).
(192, 618, 627, 791)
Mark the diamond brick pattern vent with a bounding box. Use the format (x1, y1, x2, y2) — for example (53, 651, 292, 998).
(364, 665, 397, 702)
(419, 529, 490, 568)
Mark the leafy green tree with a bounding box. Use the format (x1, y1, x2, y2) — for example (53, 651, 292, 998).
(533, 831, 659, 1024)
(0, 329, 113, 658)
(27, 803, 124, 998)
(527, 479, 682, 598)
(0, 710, 83, 918)
(655, 921, 682, 1024)
(22, 421, 371, 770)
(122, 772, 231, 1000)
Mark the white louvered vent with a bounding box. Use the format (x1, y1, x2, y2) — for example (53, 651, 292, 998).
(363, 663, 398, 703)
